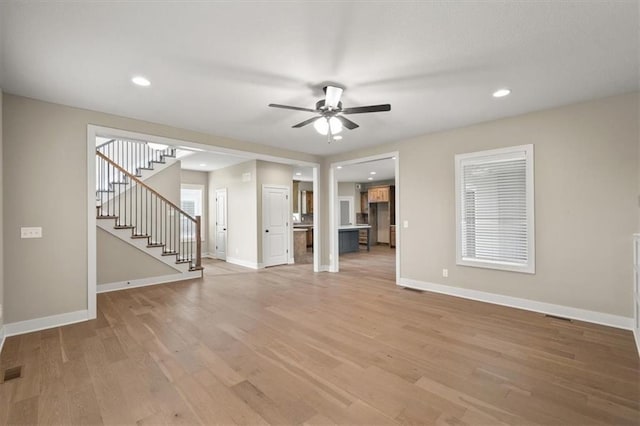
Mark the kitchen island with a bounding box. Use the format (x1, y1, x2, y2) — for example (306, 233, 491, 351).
(338, 225, 371, 254)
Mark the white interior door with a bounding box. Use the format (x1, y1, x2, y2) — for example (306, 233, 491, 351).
(215, 188, 227, 260)
(263, 185, 289, 267)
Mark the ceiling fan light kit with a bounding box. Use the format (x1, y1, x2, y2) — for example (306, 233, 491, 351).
(268, 84, 391, 142)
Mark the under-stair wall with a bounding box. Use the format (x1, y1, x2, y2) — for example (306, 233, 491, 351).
(96, 161, 188, 290)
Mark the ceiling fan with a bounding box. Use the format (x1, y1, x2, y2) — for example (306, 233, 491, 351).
(268, 85, 391, 142)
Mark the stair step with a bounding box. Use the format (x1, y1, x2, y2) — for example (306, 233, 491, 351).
(114, 225, 134, 230)
(147, 243, 164, 248)
(109, 181, 129, 185)
(162, 251, 178, 256)
(97, 215, 118, 219)
(176, 259, 191, 264)
(96, 189, 114, 193)
(149, 160, 166, 164)
(131, 234, 150, 239)
(190, 266, 204, 271)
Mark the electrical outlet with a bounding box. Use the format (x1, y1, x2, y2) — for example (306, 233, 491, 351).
(21, 227, 42, 239)
(403, 220, 409, 228)
(442, 268, 448, 278)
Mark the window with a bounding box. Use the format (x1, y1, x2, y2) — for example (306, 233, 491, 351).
(455, 145, 534, 274)
(181, 184, 205, 241)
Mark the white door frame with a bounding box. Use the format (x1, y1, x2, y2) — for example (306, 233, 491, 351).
(329, 151, 400, 284)
(215, 188, 228, 260)
(261, 184, 291, 267)
(88, 125, 320, 320)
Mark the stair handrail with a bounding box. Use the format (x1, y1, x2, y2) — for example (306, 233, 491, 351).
(96, 150, 202, 269)
(96, 138, 116, 149)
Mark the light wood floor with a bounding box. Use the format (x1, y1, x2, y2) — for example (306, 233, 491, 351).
(1, 246, 638, 425)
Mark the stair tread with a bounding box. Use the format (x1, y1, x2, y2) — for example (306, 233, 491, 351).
(131, 234, 150, 239)
(97, 215, 118, 219)
(114, 225, 134, 229)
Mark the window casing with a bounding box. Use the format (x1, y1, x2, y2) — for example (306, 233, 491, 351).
(455, 145, 535, 274)
(181, 184, 205, 242)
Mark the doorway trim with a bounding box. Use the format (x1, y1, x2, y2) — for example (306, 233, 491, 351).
(329, 151, 400, 284)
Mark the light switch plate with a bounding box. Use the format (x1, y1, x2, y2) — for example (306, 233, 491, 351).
(403, 220, 409, 228)
(21, 227, 42, 239)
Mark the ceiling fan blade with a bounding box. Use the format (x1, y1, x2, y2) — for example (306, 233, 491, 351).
(269, 103, 318, 113)
(292, 116, 321, 128)
(324, 86, 343, 109)
(335, 115, 359, 130)
(341, 104, 391, 114)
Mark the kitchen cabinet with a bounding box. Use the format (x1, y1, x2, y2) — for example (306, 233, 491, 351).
(360, 192, 369, 214)
(367, 185, 396, 247)
(359, 229, 368, 245)
(368, 186, 391, 203)
(293, 181, 300, 213)
(390, 225, 396, 248)
(307, 228, 313, 247)
(301, 190, 313, 214)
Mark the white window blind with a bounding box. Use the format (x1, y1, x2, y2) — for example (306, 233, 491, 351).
(455, 145, 534, 274)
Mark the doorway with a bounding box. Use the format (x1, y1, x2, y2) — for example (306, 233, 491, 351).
(329, 153, 400, 283)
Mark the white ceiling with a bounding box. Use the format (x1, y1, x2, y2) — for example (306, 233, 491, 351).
(179, 150, 248, 172)
(1, 2, 637, 156)
(337, 157, 396, 183)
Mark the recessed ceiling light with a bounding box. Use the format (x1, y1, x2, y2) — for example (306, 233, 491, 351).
(295, 172, 302, 176)
(199, 163, 206, 167)
(337, 166, 342, 169)
(370, 171, 376, 175)
(333, 135, 343, 141)
(368, 177, 374, 181)
(492, 88, 511, 98)
(132, 76, 151, 87)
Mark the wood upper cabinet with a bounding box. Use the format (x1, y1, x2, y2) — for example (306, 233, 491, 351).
(368, 186, 391, 203)
(360, 192, 369, 213)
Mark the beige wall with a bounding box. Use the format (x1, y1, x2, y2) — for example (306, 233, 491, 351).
(322, 92, 639, 317)
(97, 229, 176, 284)
(181, 169, 209, 254)
(0, 90, 3, 327)
(338, 182, 360, 214)
(208, 160, 258, 264)
(2, 95, 317, 323)
(256, 160, 293, 264)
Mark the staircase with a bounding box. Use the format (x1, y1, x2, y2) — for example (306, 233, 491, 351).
(96, 139, 203, 278)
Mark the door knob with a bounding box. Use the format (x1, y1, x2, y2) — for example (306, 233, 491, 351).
(265, 229, 269, 233)
(223, 228, 226, 231)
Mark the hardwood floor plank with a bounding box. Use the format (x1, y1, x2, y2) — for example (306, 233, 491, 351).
(0, 247, 637, 425)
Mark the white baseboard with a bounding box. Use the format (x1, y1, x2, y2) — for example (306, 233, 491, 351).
(318, 265, 330, 272)
(398, 277, 634, 331)
(4, 309, 90, 337)
(97, 270, 203, 293)
(203, 252, 216, 259)
(226, 257, 260, 269)
(0, 325, 5, 355)
(634, 328, 640, 358)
